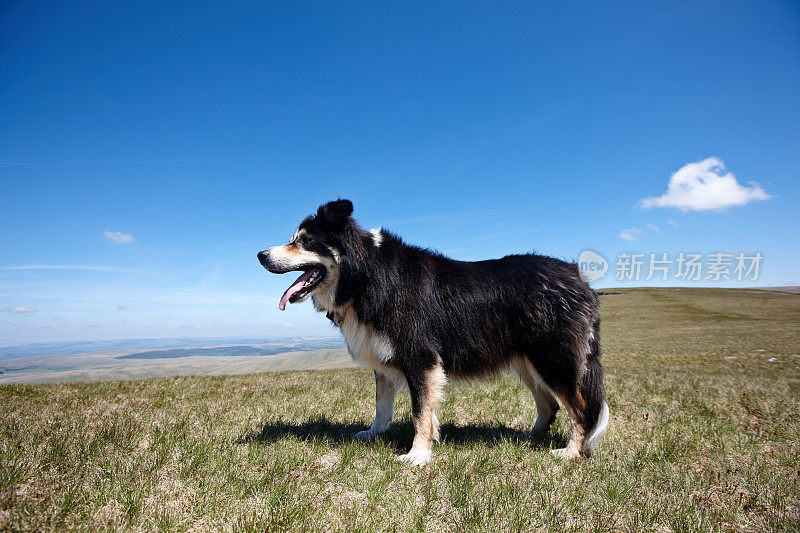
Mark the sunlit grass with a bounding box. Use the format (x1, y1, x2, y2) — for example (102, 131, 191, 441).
(1, 288, 798, 530)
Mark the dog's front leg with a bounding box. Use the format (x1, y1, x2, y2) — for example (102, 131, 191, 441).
(396, 361, 446, 467)
(355, 371, 397, 439)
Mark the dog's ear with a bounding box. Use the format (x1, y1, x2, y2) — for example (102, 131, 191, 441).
(317, 199, 354, 225)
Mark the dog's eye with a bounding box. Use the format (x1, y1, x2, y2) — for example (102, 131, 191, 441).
(297, 234, 316, 247)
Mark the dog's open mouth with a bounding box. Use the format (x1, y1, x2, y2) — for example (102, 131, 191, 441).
(279, 266, 325, 310)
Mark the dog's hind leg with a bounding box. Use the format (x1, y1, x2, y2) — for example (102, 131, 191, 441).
(510, 357, 559, 435)
(396, 361, 446, 467)
(355, 371, 398, 439)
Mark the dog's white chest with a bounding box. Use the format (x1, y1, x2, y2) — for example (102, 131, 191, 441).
(339, 309, 394, 369)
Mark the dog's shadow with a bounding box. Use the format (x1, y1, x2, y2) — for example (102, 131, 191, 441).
(236, 415, 568, 452)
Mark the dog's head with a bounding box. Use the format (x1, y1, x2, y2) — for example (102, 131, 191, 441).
(258, 199, 358, 311)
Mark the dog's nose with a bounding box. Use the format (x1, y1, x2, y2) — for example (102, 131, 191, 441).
(257, 249, 270, 268)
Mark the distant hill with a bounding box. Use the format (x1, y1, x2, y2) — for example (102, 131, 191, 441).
(0, 347, 354, 385)
(116, 345, 324, 359)
(0, 336, 344, 360)
(0, 336, 348, 385)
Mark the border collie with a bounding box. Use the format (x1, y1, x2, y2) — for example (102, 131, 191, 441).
(258, 199, 609, 466)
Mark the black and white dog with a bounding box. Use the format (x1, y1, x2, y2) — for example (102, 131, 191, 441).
(258, 199, 609, 466)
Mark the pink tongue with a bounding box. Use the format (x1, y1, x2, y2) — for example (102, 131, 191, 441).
(279, 270, 315, 310)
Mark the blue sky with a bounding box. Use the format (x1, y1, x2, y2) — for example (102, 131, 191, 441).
(1, 1, 798, 343)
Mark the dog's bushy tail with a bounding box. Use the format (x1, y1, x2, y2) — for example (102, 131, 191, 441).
(582, 318, 609, 454)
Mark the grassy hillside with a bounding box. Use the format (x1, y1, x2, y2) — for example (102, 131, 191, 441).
(1, 288, 798, 531)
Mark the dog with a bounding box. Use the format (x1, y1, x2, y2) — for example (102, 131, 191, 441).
(258, 199, 609, 466)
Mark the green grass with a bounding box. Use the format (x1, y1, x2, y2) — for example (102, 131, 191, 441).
(1, 288, 798, 531)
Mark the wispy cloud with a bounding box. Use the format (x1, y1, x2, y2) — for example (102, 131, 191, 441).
(619, 228, 642, 241)
(3, 264, 126, 272)
(0, 156, 277, 166)
(2, 306, 37, 313)
(0, 286, 266, 306)
(619, 224, 659, 242)
(639, 157, 772, 211)
(104, 230, 135, 244)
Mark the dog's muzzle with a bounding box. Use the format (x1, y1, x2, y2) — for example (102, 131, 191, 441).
(257, 249, 270, 269)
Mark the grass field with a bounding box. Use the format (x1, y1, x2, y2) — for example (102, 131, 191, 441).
(1, 288, 798, 531)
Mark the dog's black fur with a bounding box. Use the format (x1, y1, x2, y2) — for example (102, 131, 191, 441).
(259, 199, 608, 462)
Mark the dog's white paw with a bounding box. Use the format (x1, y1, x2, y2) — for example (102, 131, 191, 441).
(550, 447, 580, 460)
(355, 424, 390, 440)
(395, 449, 432, 467)
(354, 429, 378, 440)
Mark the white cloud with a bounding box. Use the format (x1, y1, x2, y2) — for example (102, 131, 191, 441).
(667, 219, 679, 227)
(639, 157, 772, 212)
(104, 230, 135, 244)
(2, 306, 37, 313)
